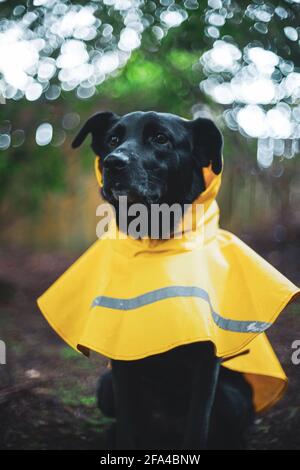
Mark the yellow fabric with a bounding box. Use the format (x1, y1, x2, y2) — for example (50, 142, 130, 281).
(94, 156, 103, 188)
(37, 156, 300, 413)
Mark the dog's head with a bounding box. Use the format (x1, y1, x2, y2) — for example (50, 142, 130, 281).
(72, 111, 223, 209)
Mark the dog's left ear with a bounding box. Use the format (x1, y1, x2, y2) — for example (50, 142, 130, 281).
(188, 117, 223, 175)
(72, 111, 118, 150)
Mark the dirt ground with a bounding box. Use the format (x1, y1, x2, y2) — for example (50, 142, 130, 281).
(0, 245, 299, 450)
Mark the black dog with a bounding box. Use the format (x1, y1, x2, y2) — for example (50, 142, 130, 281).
(72, 111, 254, 450)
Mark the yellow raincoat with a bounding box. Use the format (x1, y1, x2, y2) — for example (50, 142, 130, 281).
(37, 157, 300, 413)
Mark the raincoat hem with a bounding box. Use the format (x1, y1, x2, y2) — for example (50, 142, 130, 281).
(225, 367, 288, 413)
(81, 287, 299, 360)
(256, 380, 288, 413)
(38, 288, 300, 361)
(37, 297, 85, 355)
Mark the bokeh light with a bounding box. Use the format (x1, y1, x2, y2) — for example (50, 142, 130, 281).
(0, 0, 300, 166)
(201, 0, 300, 166)
(36, 122, 53, 146)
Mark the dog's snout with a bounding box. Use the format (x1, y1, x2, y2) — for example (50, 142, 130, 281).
(103, 153, 129, 171)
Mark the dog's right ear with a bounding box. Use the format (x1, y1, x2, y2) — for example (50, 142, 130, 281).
(71, 111, 118, 149)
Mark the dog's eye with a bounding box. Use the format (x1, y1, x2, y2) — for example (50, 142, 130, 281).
(153, 133, 169, 145)
(108, 135, 119, 147)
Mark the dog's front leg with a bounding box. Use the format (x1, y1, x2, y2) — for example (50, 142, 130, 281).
(110, 342, 220, 450)
(181, 342, 220, 450)
(110, 360, 143, 450)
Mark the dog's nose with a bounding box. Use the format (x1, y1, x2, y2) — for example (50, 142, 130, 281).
(103, 153, 129, 171)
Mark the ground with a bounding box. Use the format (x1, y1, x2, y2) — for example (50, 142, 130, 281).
(0, 246, 299, 450)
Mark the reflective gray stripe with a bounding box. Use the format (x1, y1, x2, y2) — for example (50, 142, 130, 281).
(92, 286, 271, 334)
